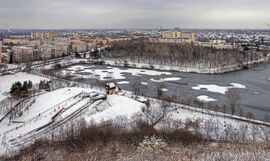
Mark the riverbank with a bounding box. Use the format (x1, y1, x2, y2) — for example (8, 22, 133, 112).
(100, 57, 270, 74)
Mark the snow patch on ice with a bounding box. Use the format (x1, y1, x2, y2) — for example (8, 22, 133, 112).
(141, 82, 148, 85)
(67, 65, 94, 70)
(253, 91, 260, 95)
(64, 65, 171, 81)
(197, 95, 217, 102)
(230, 83, 246, 89)
(116, 81, 130, 85)
(161, 88, 168, 92)
(192, 83, 246, 94)
(150, 77, 181, 83)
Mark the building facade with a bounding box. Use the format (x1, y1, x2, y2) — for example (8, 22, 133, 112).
(31, 32, 58, 39)
(3, 38, 29, 46)
(40, 44, 68, 59)
(161, 31, 196, 43)
(71, 40, 88, 53)
(12, 46, 34, 63)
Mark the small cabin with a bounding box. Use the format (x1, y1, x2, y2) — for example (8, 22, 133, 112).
(105, 82, 121, 95)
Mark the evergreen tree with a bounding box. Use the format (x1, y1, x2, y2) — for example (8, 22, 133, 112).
(27, 80, 33, 89)
(15, 81, 22, 90)
(22, 81, 28, 91)
(75, 52, 81, 58)
(39, 80, 44, 90)
(10, 83, 16, 93)
(45, 82, 50, 91)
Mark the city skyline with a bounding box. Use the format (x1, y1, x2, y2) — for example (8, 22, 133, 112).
(0, 0, 270, 29)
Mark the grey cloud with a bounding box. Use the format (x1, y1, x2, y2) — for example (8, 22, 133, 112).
(0, 0, 269, 29)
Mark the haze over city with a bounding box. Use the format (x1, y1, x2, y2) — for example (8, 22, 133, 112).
(0, 0, 270, 29)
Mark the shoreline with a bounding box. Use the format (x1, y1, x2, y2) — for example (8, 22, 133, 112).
(90, 58, 270, 75)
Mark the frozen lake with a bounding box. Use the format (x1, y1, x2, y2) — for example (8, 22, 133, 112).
(55, 63, 270, 120)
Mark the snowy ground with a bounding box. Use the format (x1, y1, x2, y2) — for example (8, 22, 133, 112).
(0, 87, 145, 155)
(0, 73, 48, 102)
(0, 88, 85, 154)
(84, 94, 144, 123)
(83, 92, 270, 143)
(0, 86, 269, 156)
(0, 65, 269, 156)
(149, 98, 270, 142)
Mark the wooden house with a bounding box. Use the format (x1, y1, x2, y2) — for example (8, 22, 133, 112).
(105, 82, 121, 95)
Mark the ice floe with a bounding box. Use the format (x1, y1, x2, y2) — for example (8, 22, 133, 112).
(161, 88, 168, 92)
(192, 83, 246, 94)
(116, 81, 130, 85)
(150, 77, 181, 83)
(230, 83, 246, 89)
(197, 95, 217, 102)
(141, 82, 148, 85)
(67, 65, 94, 71)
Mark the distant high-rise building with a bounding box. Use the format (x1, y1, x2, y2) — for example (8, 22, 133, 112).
(31, 32, 58, 39)
(161, 31, 196, 43)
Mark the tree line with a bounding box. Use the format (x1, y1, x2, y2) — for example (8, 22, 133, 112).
(10, 81, 33, 98)
(104, 40, 268, 71)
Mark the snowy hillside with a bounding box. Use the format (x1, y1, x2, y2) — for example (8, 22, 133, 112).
(0, 87, 145, 155)
(0, 73, 48, 102)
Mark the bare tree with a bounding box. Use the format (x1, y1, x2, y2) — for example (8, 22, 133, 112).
(226, 88, 240, 115)
(251, 124, 259, 142)
(105, 40, 268, 74)
(141, 99, 170, 129)
(132, 79, 141, 96)
(156, 82, 166, 100)
(259, 126, 270, 142)
(25, 61, 32, 73)
(239, 124, 248, 142)
(204, 119, 214, 141)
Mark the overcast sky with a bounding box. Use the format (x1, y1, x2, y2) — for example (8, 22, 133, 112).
(0, 0, 270, 29)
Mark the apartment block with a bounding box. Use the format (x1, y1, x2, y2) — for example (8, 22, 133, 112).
(161, 31, 196, 43)
(12, 46, 34, 63)
(31, 32, 58, 39)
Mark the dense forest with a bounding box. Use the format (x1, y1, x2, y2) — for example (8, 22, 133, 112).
(104, 40, 269, 73)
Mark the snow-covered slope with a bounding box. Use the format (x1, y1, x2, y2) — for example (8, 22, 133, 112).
(85, 95, 144, 123)
(0, 87, 145, 155)
(0, 86, 269, 156)
(0, 72, 48, 101)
